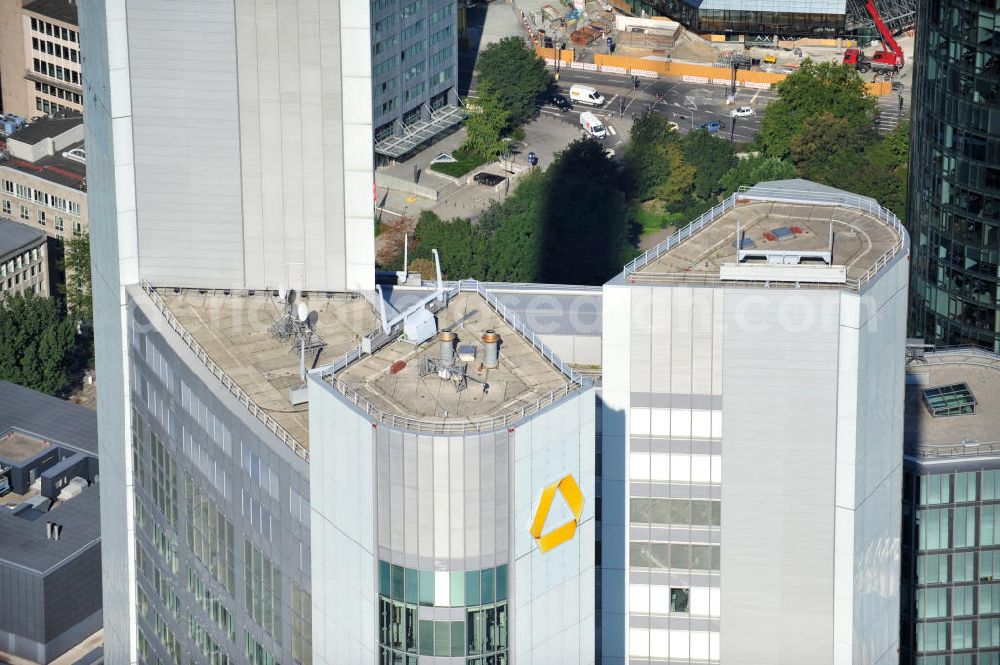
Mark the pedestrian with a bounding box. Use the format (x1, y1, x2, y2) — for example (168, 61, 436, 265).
(483, 382, 490, 396)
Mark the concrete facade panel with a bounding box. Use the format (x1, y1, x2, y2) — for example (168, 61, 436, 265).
(720, 288, 841, 665)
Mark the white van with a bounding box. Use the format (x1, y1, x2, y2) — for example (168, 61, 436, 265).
(569, 84, 605, 106)
(580, 111, 607, 139)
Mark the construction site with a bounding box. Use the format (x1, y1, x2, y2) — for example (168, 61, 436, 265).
(516, 0, 915, 94)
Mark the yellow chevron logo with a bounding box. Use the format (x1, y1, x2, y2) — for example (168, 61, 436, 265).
(529, 475, 584, 553)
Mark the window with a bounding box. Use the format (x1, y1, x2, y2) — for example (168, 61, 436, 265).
(955, 472, 977, 501)
(983, 506, 1000, 546)
(920, 475, 951, 505)
(1, 200, 9, 215)
(54, 216, 63, 231)
(16, 184, 31, 200)
(952, 619, 973, 648)
(2, 180, 13, 194)
(918, 509, 950, 550)
(954, 506, 976, 547)
(953, 552, 975, 582)
(953, 586, 974, 616)
(922, 382, 977, 416)
(37, 210, 46, 225)
(984, 470, 1000, 500)
(916, 622, 947, 651)
(980, 583, 1000, 614)
(980, 619, 1000, 648)
(186, 475, 235, 593)
(245, 539, 282, 642)
(917, 587, 947, 618)
(19, 205, 29, 221)
(670, 588, 689, 613)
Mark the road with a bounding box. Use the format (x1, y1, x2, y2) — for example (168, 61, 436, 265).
(467, 65, 777, 144)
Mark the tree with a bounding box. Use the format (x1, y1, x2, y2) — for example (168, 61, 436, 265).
(679, 129, 736, 201)
(787, 111, 870, 181)
(410, 211, 488, 280)
(757, 60, 877, 159)
(475, 37, 552, 128)
(462, 90, 510, 160)
(60, 233, 92, 323)
(538, 139, 637, 284)
(652, 143, 696, 209)
(0, 292, 79, 395)
(719, 155, 797, 196)
(623, 112, 680, 201)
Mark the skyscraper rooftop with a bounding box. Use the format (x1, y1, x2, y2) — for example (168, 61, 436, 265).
(623, 179, 906, 290)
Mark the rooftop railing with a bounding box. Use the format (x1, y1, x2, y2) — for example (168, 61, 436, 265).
(318, 279, 590, 433)
(139, 280, 309, 462)
(623, 186, 908, 292)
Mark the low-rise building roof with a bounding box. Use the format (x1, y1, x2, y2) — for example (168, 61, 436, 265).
(0, 219, 47, 263)
(23, 0, 78, 25)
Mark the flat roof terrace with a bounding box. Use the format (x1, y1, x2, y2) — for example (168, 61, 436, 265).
(153, 289, 376, 450)
(905, 348, 1000, 460)
(331, 290, 578, 431)
(625, 181, 905, 290)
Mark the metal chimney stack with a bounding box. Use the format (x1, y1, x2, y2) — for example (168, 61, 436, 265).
(46, 521, 53, 539)
(482, 330, 500, 368)
(438, 329, 456, 365)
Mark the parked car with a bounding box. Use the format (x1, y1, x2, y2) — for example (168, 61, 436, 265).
(730, 106, 755, 118)
(699, 120, 725, 133)
(762, 54, 778, 64)
(549, 93, 572, 111)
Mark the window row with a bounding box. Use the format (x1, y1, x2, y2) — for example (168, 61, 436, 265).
(917, 506, 1000, 550)
(916, 583, 1000, 618)
(916, 618, 1000, 651)
(378, 598, 508, 659)
(378, 560, 509, 608)
(35, 80, 82, 104)
(629, 542, 721, 571)
(919, 471, 1000, 505)
(0, 180, 82, 215)
(630, 498, 721, 526)
(914, 551, 1000, 584)
(32, 58, 79, 85)
(30, 17, 77, 43)
(31, 37, 79, 63)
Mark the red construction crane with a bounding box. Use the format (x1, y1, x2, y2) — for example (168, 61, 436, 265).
(843, 0, 904, 74)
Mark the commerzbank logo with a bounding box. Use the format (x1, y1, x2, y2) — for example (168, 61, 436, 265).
(529, 474, 584, 553)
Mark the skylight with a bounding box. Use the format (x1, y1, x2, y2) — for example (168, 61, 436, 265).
(922, 383, 977, 417)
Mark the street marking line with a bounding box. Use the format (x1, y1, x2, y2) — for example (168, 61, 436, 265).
(607, 126, 617, 136)
(751, 89, 761, 103)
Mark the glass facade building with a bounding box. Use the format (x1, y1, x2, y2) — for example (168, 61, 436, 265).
(643, 0, 847, 37)
(901, 348, 1000, 665)
(907, 0, 1000, 352)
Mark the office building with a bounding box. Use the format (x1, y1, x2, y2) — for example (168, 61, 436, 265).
(0, 380, 101, 665)
(900, 347, 1000, 664)
(0, 113, 87, 240)
(639, 0, 847, 38)
(906, 0, 1000, 352)
(602, 180, 909, 664)
(0, 0, 82, 119)
(0, 217, 48, 298)
(371, 0, 464, 160)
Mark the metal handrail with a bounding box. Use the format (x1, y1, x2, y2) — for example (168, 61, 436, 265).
(623, 186, 908, 293)
(908, 440, 1000, 460)
(139, 280, 309, 462)
(320, 279, 589, 433)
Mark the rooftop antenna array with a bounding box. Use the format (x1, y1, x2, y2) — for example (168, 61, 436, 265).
(269, 288, 326, 356)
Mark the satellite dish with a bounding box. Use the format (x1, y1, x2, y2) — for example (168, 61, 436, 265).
(297, 302, 309, 323)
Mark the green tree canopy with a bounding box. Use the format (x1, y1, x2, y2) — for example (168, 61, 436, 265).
(538, 139, 636, 284)
(787, 111, 870, 181)
(679, 129, 736, 201)
(462, 90, 510, 160)
(475, 37, 552, 128)
(60, 233, 92, 323)
(623, 112, 681, 201)
(0, 291, 79, 395)
(410, 141, 635, 286)
(757, 60, 877, 159)
(719, 154, 797, 196)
